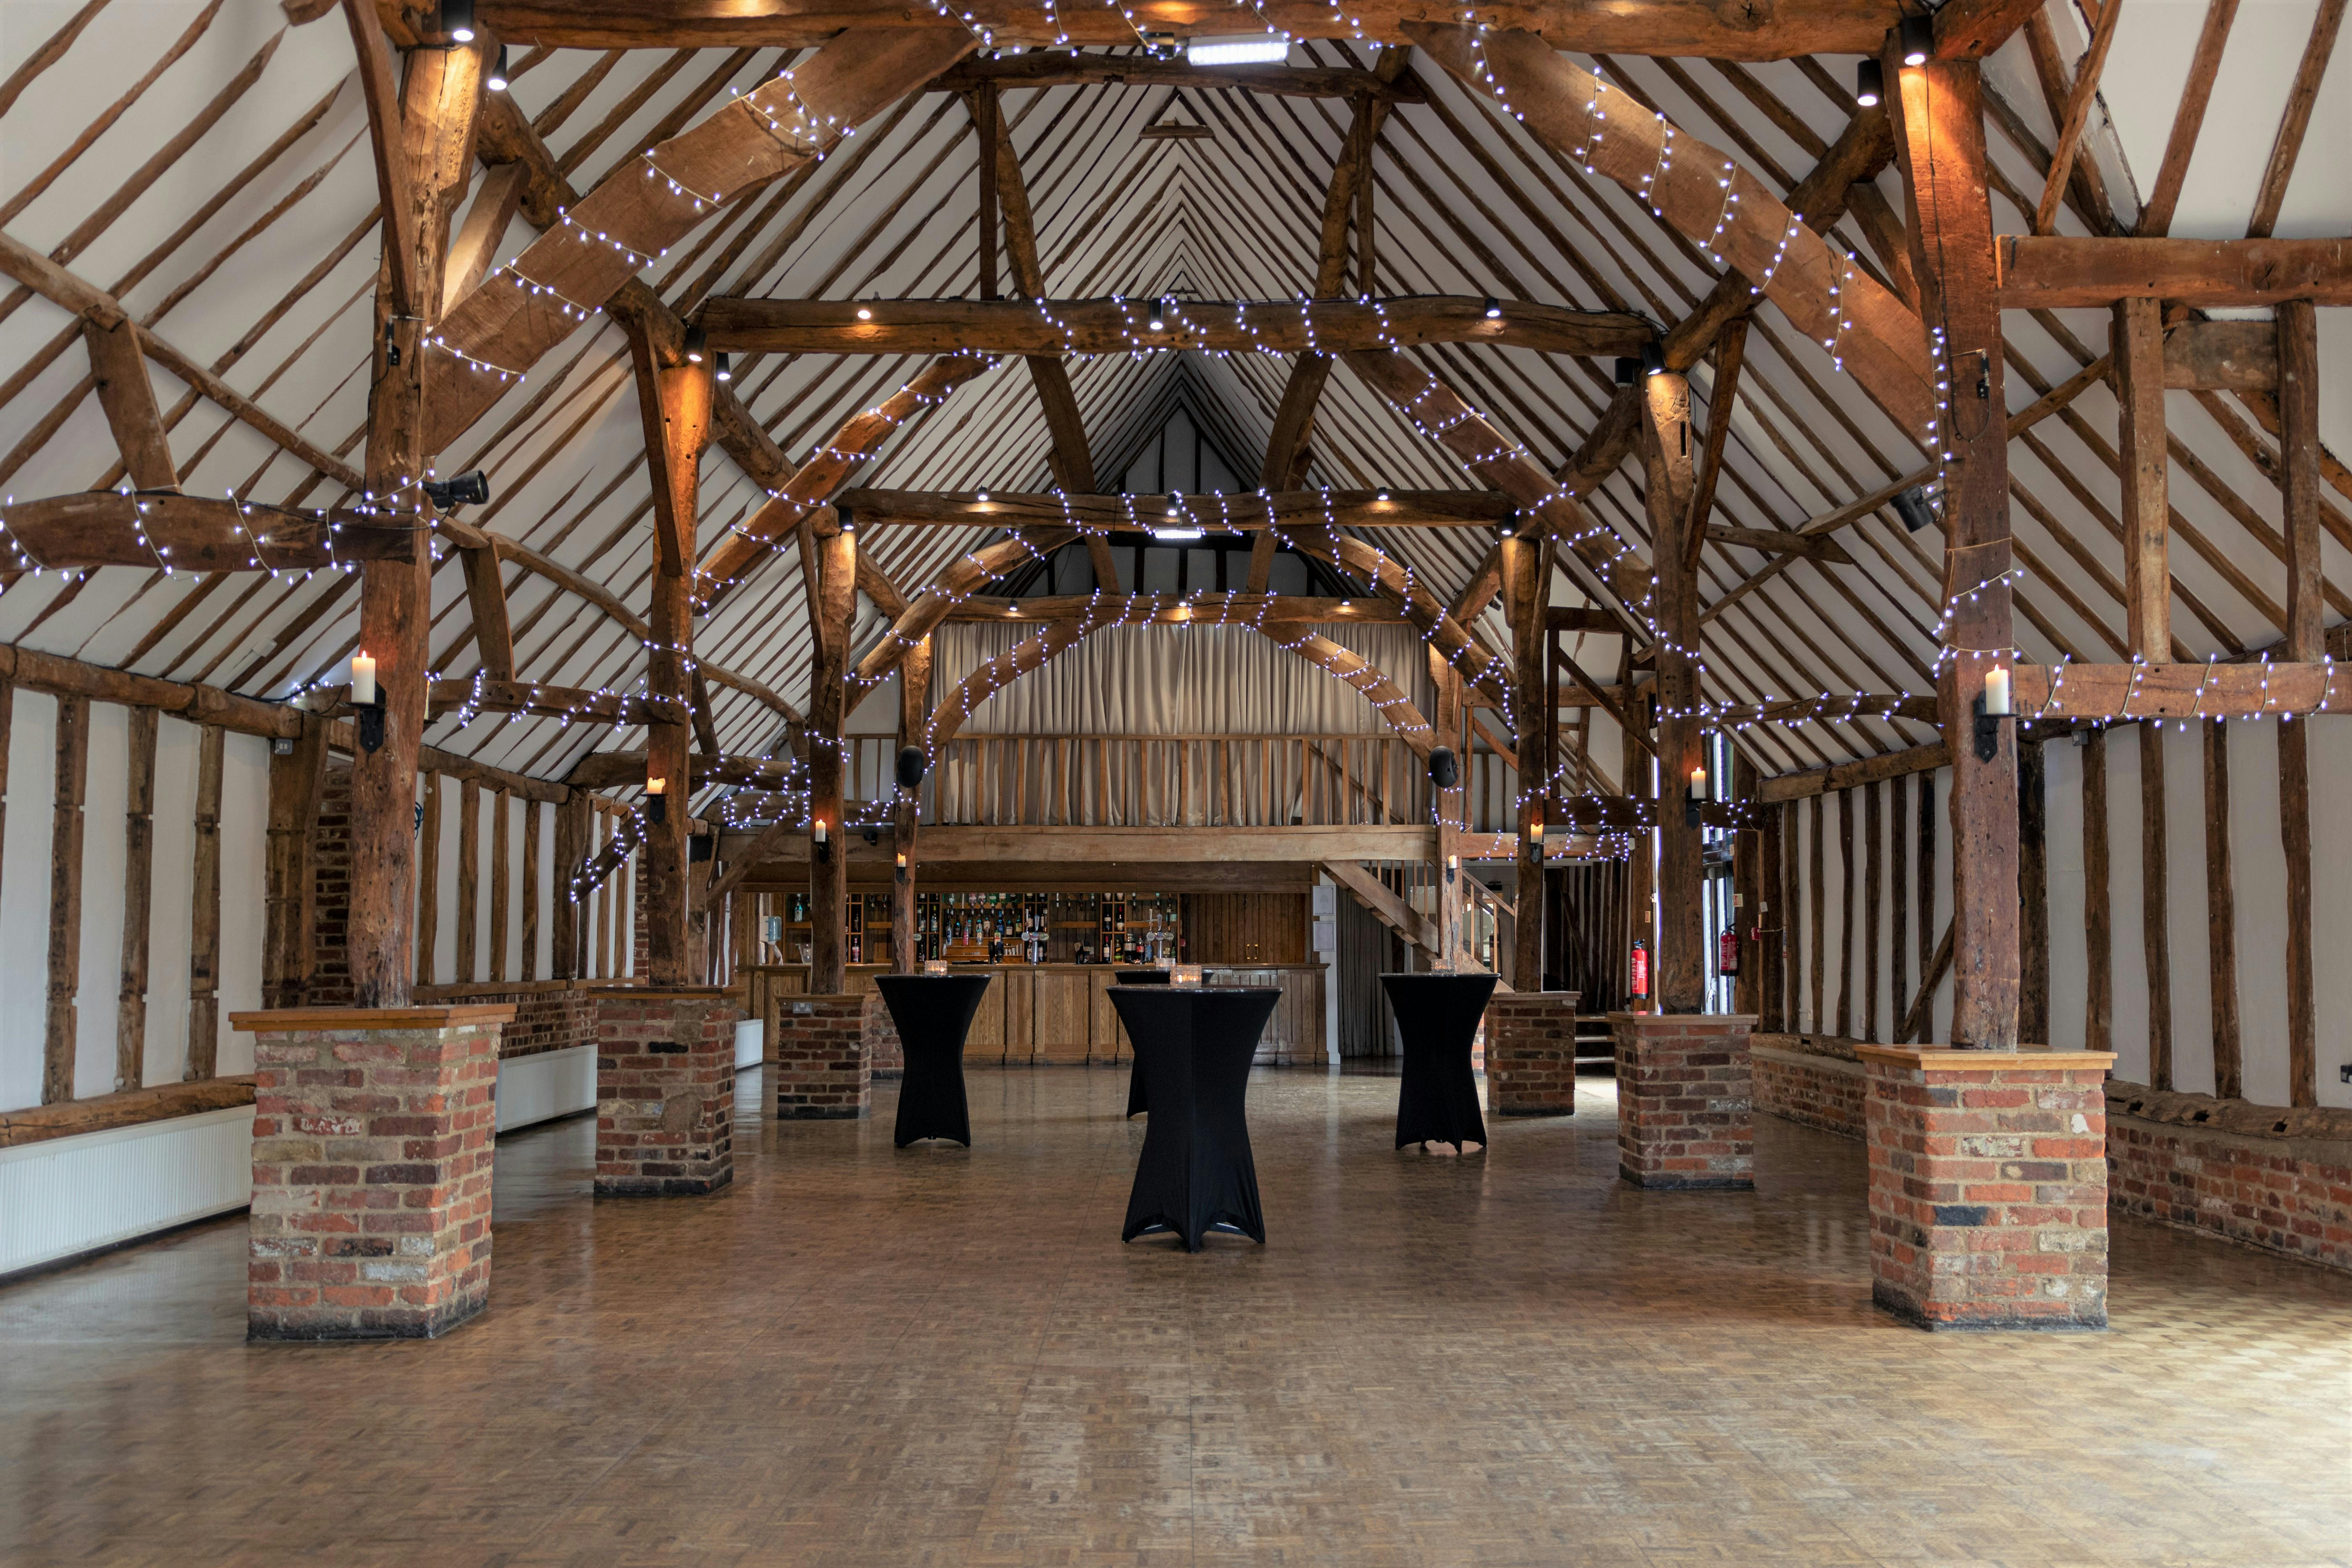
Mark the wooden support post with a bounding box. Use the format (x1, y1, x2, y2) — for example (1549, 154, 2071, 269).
(629, 324, 713, 988)
(456, 778, 481, 984)
(1760, 798, 1787, 1031)
(892, 634, 932, 973)
(263, 713, 330, 1009)
(809, 525, 856, 994)
(1916, 771, 1935, 989)
(1432, 647, 1467, 969)
(2279, 718, 2316, 1105)
(2202, 720, 2241, 1099)
(1890, 774, 1910, 1038)
(974, 83, 999, 300)
(1836, 790, 1854, 1038)
(114, 707, 158, 1092)
(43, 695, 89, 1105)
(2018, 736, 2048, 1043)
(553, 790, 588, 979)
(1808, 793, 1826, 1032)
(490, 789, 510, 983)
(1503, 529, 1544, 990)
(2112, 297, 2170, 657)
(345, 33, 487, 1010)
(1889, 42, 2018, 1049)
(2081, 729, 2112, 1055)
(415, 773, 441, 986)
(2140, 721, 2173, 1089)
(1864, 780, 1882, 1043)
(185, 725, 224, 1080)
(2280, 299, 2322, 661)
(521, 798, 541, 982)
(1641, 369, 1705, 1012)
(1733, 755, 1760, 1017)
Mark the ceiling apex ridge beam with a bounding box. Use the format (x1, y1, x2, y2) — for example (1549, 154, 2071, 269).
(1408, 23, 1933, 441)
(422, 26, 977, 455)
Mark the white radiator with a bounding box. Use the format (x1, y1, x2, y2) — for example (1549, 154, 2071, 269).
(0, 1105, 255, 1279)
(493, 1044, 597, 1133)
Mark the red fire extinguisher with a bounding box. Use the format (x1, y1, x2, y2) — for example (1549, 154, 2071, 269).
(1629, 939, 1650, 1001)
(1718, 928, 1741, 976)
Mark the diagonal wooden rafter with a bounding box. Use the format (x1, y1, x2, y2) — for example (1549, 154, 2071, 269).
(421, 26, 977, 455)
(81, 317, 176, 491)
(442, 160, 526, 316)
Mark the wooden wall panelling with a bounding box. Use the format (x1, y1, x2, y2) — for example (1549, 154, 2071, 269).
(43, 695, 89, 1105)
(1001, 966, 1035, 1063)
(114, 706, 158, 1091)
(966, 972, 1007, 1060)
(184, 724, 223, 1080)
(1034, 968, 1090, 1062)
(2018, 737, 2049, 1043)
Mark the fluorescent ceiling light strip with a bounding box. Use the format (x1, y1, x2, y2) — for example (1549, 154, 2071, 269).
(1186, 35, 1289, 64)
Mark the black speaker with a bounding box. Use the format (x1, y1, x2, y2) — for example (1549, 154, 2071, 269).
(1427, 745, 1460, 790)
(895, 745, 926, 789)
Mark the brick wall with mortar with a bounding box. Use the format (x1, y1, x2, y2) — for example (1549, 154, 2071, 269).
(306, 769, 353, 1007)
(1483, 991, 1581, 1117)
(2105, 1080, 2352, 1274)
(1860, 1047, 2114, 1330)
(1751, 1034, 1867, 1139)
(594, 992, 741, 1195)
(863, 990, 904, 1079)
(774, 993, 871, 1119)
(1612, 1013, 1756, 1190)
(242, 1008, 507, 1341)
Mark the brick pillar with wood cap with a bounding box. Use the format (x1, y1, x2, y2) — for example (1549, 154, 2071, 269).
(236, 1004, 510, 1341)
(773, 993, 872, 1119)
(1860, 1045, 2116, 1330)
(594, 989, 744, 1196)
(1611, 1012, 1755, 1189)
(1483, 990, 1581, 1117)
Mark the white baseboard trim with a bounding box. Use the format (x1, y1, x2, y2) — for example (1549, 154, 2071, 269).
(0, 1105, 255, 1280)
(495, 1044, 597, 1134)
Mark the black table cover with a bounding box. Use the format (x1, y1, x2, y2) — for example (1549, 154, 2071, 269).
(1111, 985, 1281, 1251)
(873, 974, 992, 1147)
(1381, 972, 1499, 1151)
(1114, 969, 1170, 1117)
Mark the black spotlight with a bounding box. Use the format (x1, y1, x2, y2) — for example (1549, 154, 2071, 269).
(1482, 296, 1502, 319)
(1427, 746, 1460, 790)
(1614, 356, 1639, 387)
(1898, 13, 1932, 66)
(683, 326, 707, 364)
(443, 0, 475, 42)
(423, 470, 490, 510)
(714, 351, 732, 382)
(1855, 58, 1883, 108)
(1641, 340, 1667, 377)
(895, 745, 926, 790)
(1892, 486, 1938, 534)
(487, 44, 510, 91)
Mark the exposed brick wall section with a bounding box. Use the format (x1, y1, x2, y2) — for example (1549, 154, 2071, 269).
(1752, 1034, 1867, 1139)
(243, 1007, 508, 1341)
(594, 992, 742, 1195)
(774, 993, 870, 1120)
(862, 990, 904, 1080)
(2105, 1080, 2352, 1274)
(1482, 991, 1581, 1117)
(1861, 1047, 2114, 1331)
(418, 985, 596, 1060)
(306, 770, 354, 1008)
(1612, 1013, 1756, 1190)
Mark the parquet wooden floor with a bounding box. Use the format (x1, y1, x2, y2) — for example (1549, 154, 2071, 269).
(1, 1066, 2346, 1567)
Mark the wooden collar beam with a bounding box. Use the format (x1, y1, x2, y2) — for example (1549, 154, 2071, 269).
(942, 594, 1405, 624)
(931, 56, 1422, 100)
(0, 492, 414, 573)
(696, 297, 1653, 356)
(1997, 236, 2351, 308)
(839, 487, 1515, 530)
(425, 679, 690, 727)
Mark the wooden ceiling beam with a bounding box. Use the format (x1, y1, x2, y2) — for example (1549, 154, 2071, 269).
(426, 678, 689, 726)
(80, 317, 177, 491)
(697, 295, 1652, 356)
(389, 4, 1910, 58)
(943, 594, 1405, 624)
(1997, 236, 2352, 307)
(0, 491, 413, 572)
(839, 487, 1515, 529)
(933, 55, 1421, 100)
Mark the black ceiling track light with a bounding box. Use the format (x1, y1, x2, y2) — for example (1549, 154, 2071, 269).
(487, 45, 510, 91)
(443, 0, 476, 42)
(1855, 58, 1884, 108)
(1898, 13, 1932, 65)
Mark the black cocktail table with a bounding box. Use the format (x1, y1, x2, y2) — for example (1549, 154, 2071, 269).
(873, 973, 992, 1147)
(1110, 985, 1281, 1250)
(1381, 972, 1499, 1151)
(1114, 969, 1169, 1117)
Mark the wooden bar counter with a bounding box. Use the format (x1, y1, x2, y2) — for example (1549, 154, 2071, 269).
(743, 963, 1327, 1066)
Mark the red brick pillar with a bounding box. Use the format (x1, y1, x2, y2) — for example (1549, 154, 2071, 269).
(862, 989, 903, 1080)
(774, 993, 871, 1119)
(1483, 990, 1581, 1117)
(594, 989, 743, 1195)
(237, 1005, 510, 1341)
(1859, 1046, 2115, 1329)
(1612, 1013, 1755, 1190)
